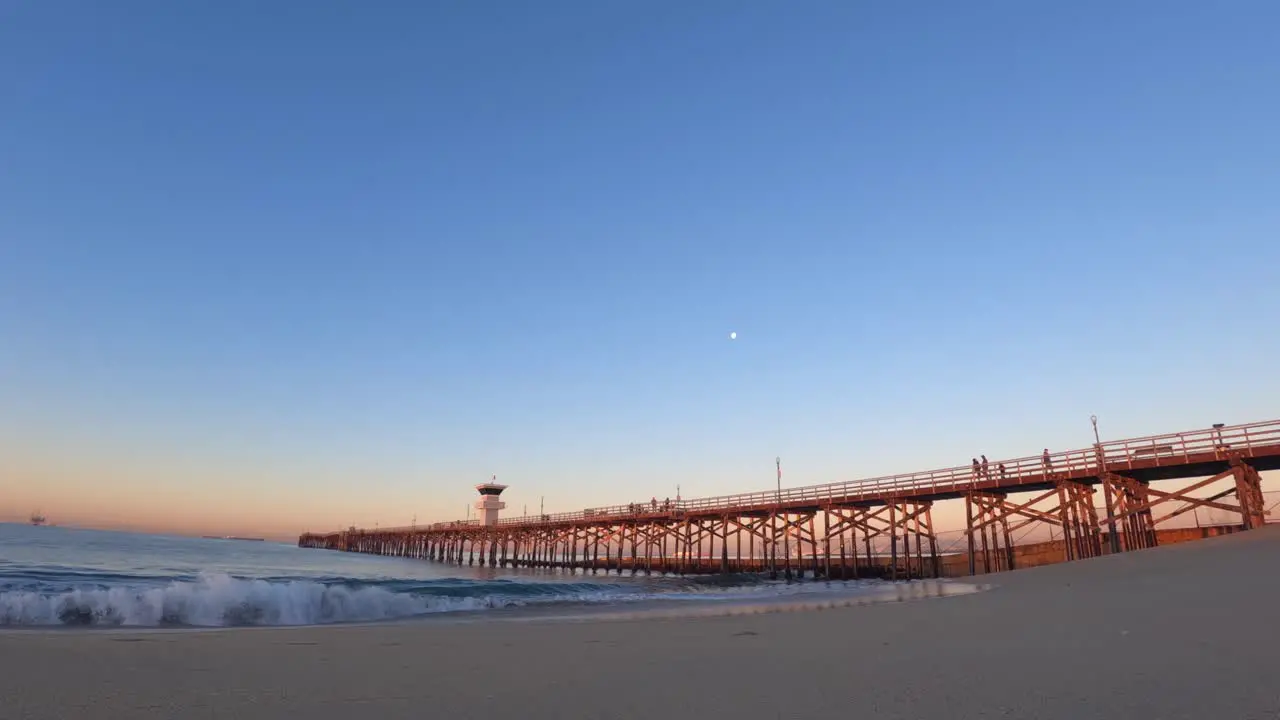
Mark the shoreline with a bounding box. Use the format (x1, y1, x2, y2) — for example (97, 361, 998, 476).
(4, 527, 1279, 719)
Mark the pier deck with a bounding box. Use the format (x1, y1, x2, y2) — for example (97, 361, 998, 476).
(299, 419, 1280, 579)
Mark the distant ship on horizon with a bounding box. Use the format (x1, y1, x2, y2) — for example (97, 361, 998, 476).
(202, 535, 266, 542)
(30, 511, 47, 527)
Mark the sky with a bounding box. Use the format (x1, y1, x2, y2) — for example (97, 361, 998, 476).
(1, 1, 1278, 540)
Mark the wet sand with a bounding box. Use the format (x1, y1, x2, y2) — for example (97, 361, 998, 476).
(4, 526, 1279, 719)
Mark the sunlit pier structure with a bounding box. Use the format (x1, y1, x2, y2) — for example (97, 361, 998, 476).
(299, 419, 1279, 579)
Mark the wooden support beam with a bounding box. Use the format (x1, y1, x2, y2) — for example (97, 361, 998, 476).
(1108, 470, 1237, 525)
(1232, 460, 1268, 530)
(965, 494, 976, 576)
(822, 509, 833, 580)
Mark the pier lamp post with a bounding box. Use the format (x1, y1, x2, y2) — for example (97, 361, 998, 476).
(1091, 414, 1106, 473)
(776, 457, 781, 501)
(1093, 414, 1121, 554)
(777, 457, 790, 581)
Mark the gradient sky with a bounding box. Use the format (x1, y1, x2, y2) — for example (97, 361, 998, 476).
(2, 1, 1278, 540)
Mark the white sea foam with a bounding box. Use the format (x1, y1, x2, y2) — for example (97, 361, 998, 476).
(0, 570, 895, 628)
(0, 573, 511, 627)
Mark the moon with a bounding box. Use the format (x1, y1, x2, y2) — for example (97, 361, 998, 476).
(729, 331, 737, 340)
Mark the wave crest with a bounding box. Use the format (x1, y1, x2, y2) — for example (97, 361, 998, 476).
(0, 573, 505, 627)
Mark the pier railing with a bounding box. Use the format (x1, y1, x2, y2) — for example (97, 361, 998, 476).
(350, 419, 1280, 533)
(673, 419, 1280, 514)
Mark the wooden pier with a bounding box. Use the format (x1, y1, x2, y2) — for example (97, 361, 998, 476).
(299, 419, 1280, 579)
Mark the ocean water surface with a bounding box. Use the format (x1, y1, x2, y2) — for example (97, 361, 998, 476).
(0, 523, 912, 628)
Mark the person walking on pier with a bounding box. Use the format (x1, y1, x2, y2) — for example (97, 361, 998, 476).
(971, 458, 981, 482)
(998, 462, 1007, 482)
(1042, 449, 1053, 477)
(981, 455, 990, 480)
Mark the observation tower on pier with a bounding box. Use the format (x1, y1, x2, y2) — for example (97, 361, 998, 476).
(474, 478, 507, 526)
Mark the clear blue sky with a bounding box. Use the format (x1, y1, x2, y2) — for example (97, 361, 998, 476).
(2, 1, 1278, 535)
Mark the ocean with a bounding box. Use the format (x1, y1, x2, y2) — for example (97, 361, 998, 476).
(0, 523, 907, 628)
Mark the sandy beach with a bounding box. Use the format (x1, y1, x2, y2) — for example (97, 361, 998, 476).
(4, 527, 1279, 720)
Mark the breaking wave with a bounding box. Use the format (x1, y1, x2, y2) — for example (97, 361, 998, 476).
(0, 571, 849, 628)
(0, 572, 656, 627)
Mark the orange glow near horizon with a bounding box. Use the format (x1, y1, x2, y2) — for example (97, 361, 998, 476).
(0, 445, 450, 541)
(8, 434, 1273, 545)
(6, 411, 1276, 544)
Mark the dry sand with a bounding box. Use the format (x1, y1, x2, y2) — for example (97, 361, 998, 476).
(4, 527, 1280, 720)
